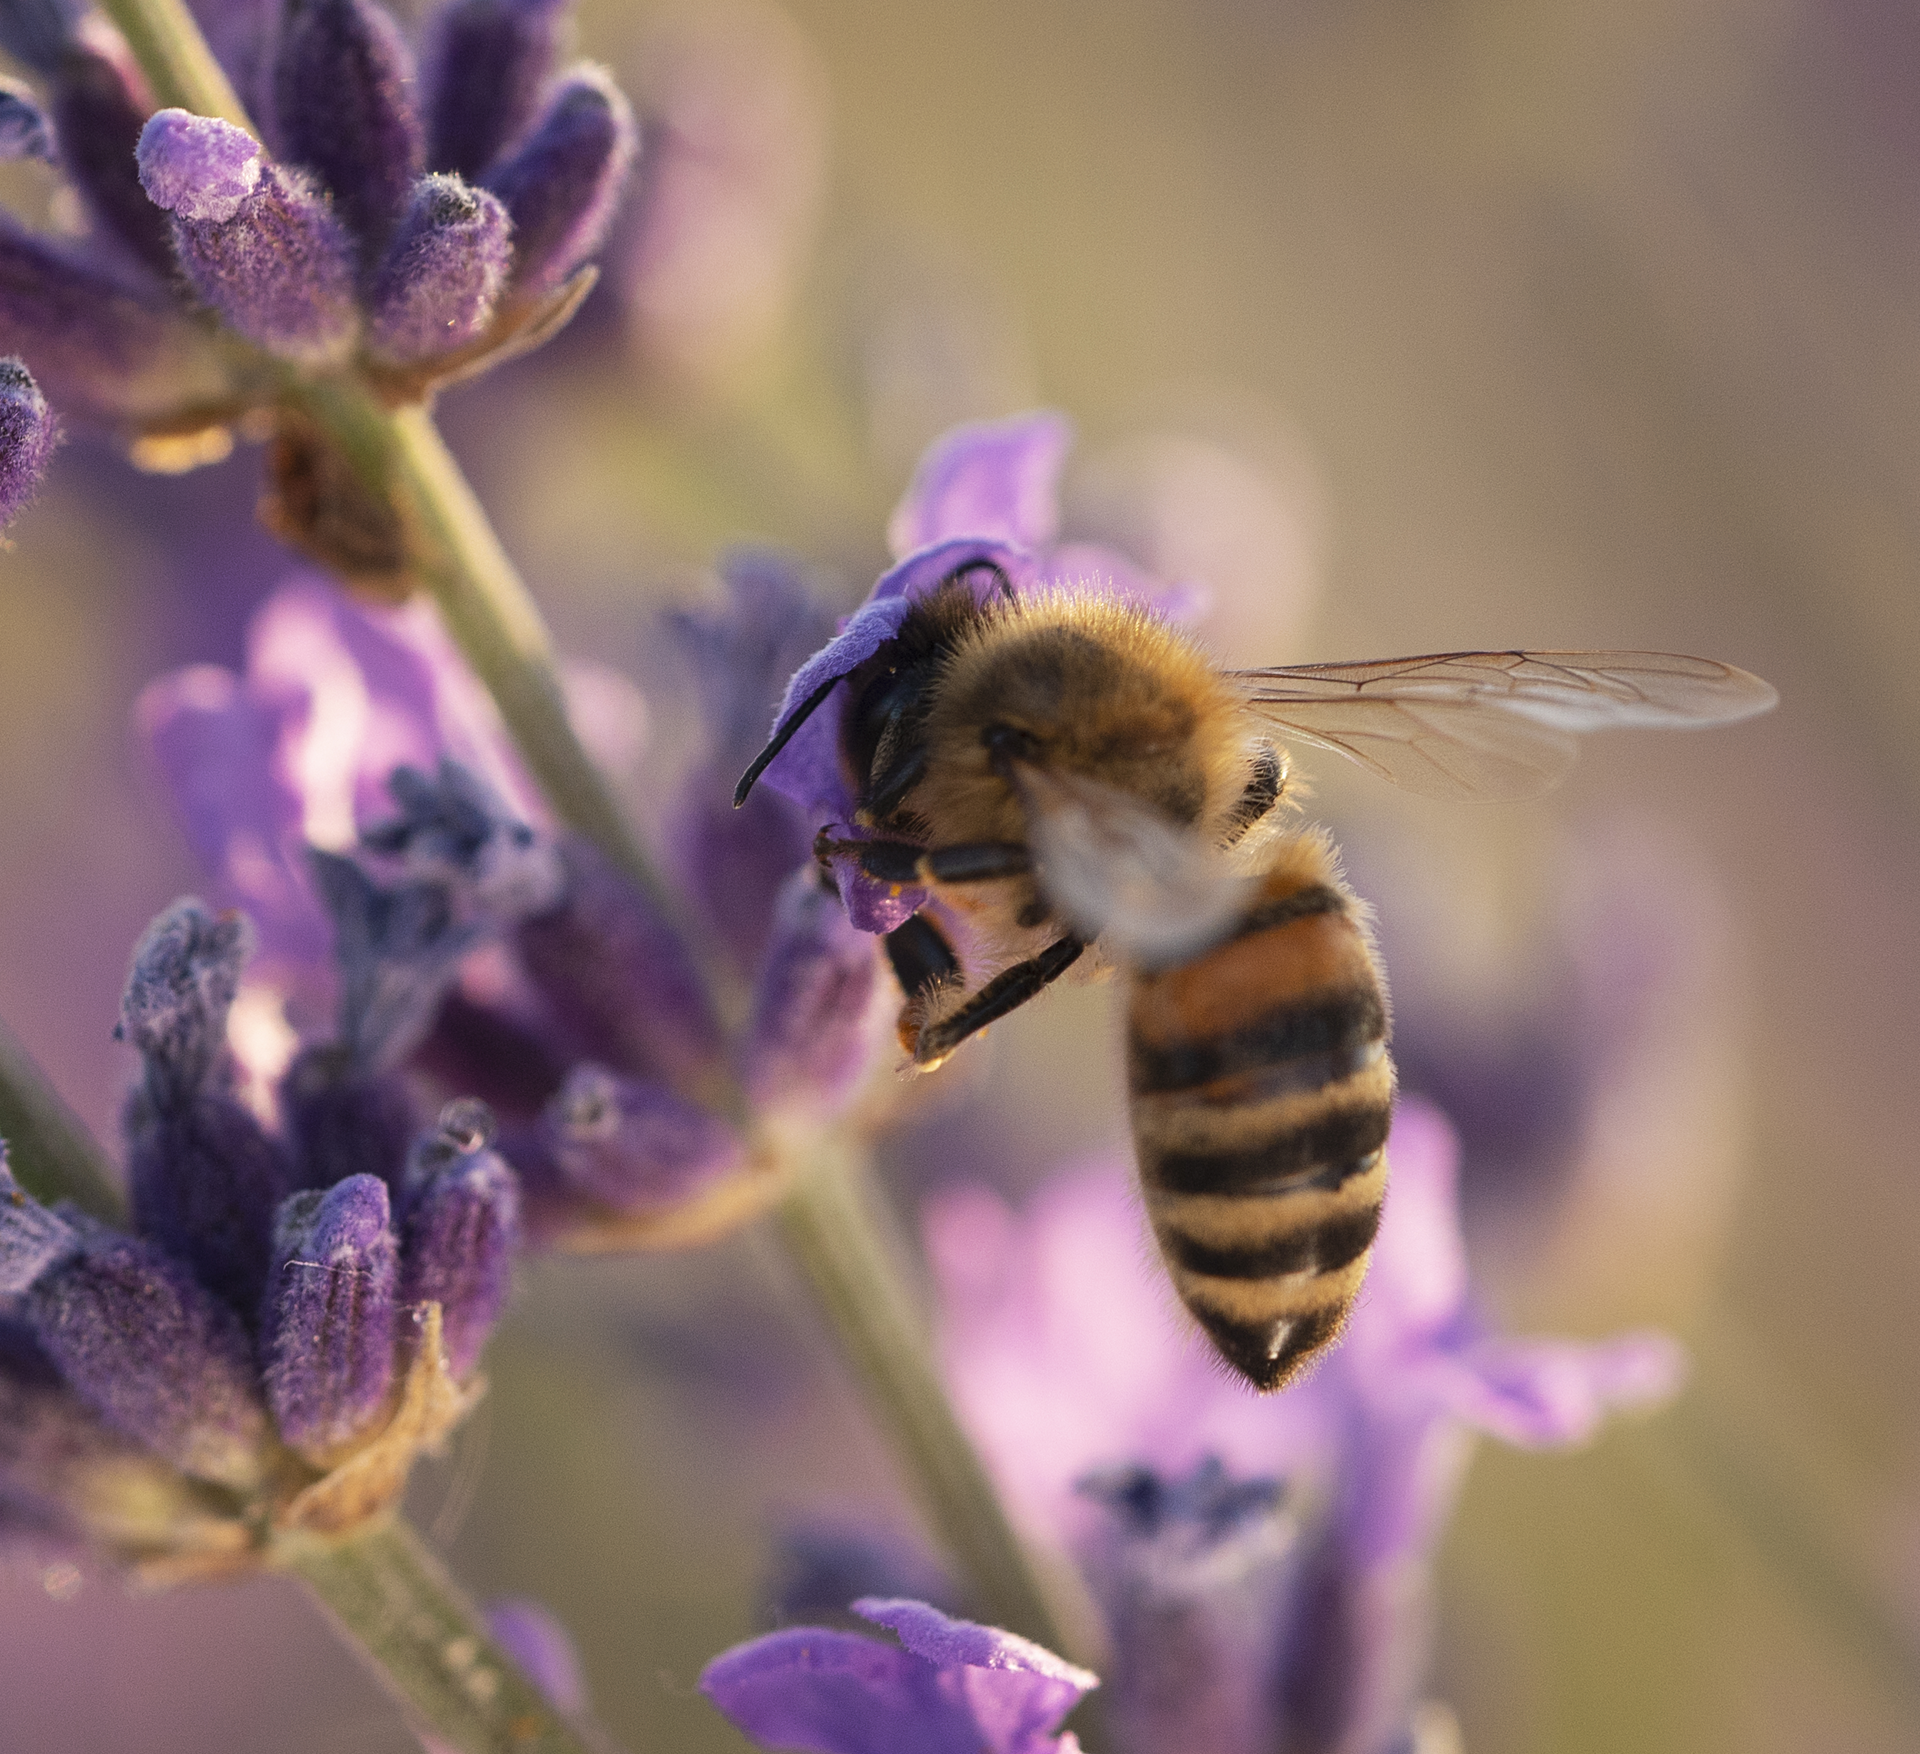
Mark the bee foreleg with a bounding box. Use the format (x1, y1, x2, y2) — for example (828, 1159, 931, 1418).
(817, 835, 1032, 887)
(913, 935, 1084, 1066)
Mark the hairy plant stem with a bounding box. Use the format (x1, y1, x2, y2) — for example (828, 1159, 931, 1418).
(285, 1520, 617, 1754)
(0, 1012, 125, 1221)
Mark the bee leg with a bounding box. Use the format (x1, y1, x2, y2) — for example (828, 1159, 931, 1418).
(914, 935, 1084, 1066)
(884, 913, 961, 999)
(817, 835, 1032, 887)
(1221, 743, 1284, 846)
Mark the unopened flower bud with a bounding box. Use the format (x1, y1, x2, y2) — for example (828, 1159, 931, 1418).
(261, 1174, 398, 1461)
(541, 1064, 742, 1214)
(115, 898, 248, 1110)
(0, 1155, 78, 1292)
(0, 356, 57, 529)
(281, 1041, 419, 1196)
(23, 1235, 267, 1489)
(367, 175, 513, 364)
(397, 1103, 518, 1380)
(422, 0, 568, 180)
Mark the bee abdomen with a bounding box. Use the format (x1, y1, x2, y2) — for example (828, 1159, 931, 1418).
(1125, 846, 1392, 1392)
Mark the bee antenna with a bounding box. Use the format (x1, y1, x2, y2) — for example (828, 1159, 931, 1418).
(733, 672, 845, 807)
(942, 557, 1016, 604)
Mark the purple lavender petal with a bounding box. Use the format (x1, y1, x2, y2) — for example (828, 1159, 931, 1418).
(0, 81, 54, 162)
(1436, 1329, 1687, 1450)
(753, 539, 1035, 823)
(281, 1041, 418, 1195)
(50, 39, 176, 280)
(516, 834, 723, 1086)
(136, 107, 262, 223)
(271, 0, 424, 251)
(884, 410, 1072, 560)
(0, 356, 57, 528)
(540, 1064, 742, 1213)
(484, 65, 636, 297)
(126, 1089, 298, 1317)
(261, 1173, 397, 1458)
(0, 1156, 79, 1292)
(115, 898, 249, 1108)
(742, 869, 882, 1117)
(396, 1102, 519, 1380)
(421, 0, 568, 180)
(23, 1233, 267, 1488)
(0, 213, 230, 426)
(361, 759, 563, 924)
(485, 1598, 589, 1716)
(701, 1600, 1095, 1754)
(161, 160, 362, 364)
(366, 174, 512, 363)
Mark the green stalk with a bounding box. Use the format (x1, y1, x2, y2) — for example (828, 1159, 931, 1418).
(286, 1520, 619, 1754)
(778, 1143, 1085, 1659)
(0, 1012, 125, 1221)
(96, 0, 252, 127)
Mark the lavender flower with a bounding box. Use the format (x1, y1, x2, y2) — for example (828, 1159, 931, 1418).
(0, 356, 57, 527)
(702, 1597, 1097, 1754)
(0, 0, 638, 470)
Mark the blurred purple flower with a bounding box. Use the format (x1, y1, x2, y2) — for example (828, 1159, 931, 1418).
(921, 1099, 1682, 1752)
(746, 410, 1202, 934)
(0, 356, 57, 528)
(702, 1596, 1097, 1754)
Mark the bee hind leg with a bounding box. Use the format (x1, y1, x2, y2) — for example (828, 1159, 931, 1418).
(1220, 744, 1284, 847)
(913, 935, 1084, 1067)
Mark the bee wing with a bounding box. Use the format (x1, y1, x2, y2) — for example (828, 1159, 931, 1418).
(1231, 650, 1777, 801)
(1012, 764, 1257, 964)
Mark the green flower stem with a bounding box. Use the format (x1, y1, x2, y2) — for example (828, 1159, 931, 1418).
(285, 1519, 623, 1754)
(97, 0, 252, 128)
(0, 1012, 125, 1222)
(778, 1141, 1091, 1663)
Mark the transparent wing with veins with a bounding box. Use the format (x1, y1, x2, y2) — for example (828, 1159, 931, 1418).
(1012, 764, 1255, 966)
(1230, 650, 1777, 801)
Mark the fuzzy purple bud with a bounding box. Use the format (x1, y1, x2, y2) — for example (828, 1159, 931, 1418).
(23, 1234, 267, 1488)
(743, 869, 882, 1117)
(50, 41, 176, 280)
(397, 1102, 518, 1380)
(422, 0, 568, 180)
(137, 108, 262, 223)
(0, 357, 56, 528)
(517, 834, 723, 1087)
(261, 1173, 397, 1460)
(0, 80, 54, 162)
(0, 1157, 78, 1292)
(271, 0, 424, 250)
(484, 65, 635, 297)
(540, 1064, 742, 1214)
(281, 1042, 418, 1196)
(137, 112, 360, 365)
(116, 898, 248, 1109)
(366, 174, 513, 363)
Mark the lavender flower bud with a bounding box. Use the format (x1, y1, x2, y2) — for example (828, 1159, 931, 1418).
(50, 40, 176, 280)
(138, 113, 360, 364)
(422, 0, 568, 180)
(0, 79, 55, 163)
(281, 1041, 418, 1195)
(397, 1102, 518, 1380)
(742, 869, 882, 1117)
(261, 1174, 397, 1461)
(484, 65, 635, 297)
(115, 898, 247, 1110)
(1079, 1459, 1295, 1754)
(23, 1234, 267, 1489)
(516, 834, 723, 1087)
(0, 1154, 78, 1292)
(540, 1064, 742, 1214)
(366, 175, 513, 364)
(0, 357, 57, 529)
(310, 851, 478, 1071)
(125, 1091, 296, 1318)
(271, 0, 424, 251)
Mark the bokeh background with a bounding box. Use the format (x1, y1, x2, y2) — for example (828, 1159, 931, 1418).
(2, 0, 1918, 1748)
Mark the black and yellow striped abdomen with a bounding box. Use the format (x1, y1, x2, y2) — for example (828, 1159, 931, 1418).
(1126, 835, 1392, 1391)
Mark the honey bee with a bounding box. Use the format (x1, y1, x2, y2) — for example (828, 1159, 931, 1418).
(735, 562, 1776, 1390)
